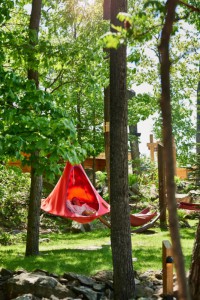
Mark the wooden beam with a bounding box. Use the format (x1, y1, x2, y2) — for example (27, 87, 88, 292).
(147, 134, 157, 162)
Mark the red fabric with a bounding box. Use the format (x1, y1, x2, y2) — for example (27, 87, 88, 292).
(41, 162, 110, 224)
(130, 209, 157, 227)
(41, 162, 157, 226)
(178, 202, 200, 211)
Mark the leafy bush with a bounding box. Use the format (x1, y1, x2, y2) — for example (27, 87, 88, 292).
(128, 173, 138, 186)
(0, 165, 30, 229)
(0, 229, 26, 245)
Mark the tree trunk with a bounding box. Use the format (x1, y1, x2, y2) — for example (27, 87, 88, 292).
(110, 0, 135, 298)
(25, 0, 42, 256)
(103, 2, 111, 199)
(104, 86, 110, 197)
(129, 124, 140, 174)
(158, 1, 190, 299)
(189, 66, 200, 298)
(189, 219, 200, 300)
(196, 66, 200, 185)
(26, 168, 43, 256)
(196, 67, 200, 154)
(157, 143, 167, 229)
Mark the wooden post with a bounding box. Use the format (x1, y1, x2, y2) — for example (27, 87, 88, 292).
(147, 134, 157, 162)
(162, 240, 173, 299)
(158, 143, 167, 228)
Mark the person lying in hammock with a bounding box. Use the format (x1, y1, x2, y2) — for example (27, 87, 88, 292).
(66, 197, 96, 216)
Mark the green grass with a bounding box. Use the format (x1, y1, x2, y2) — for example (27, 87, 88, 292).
(0, 220, 198, 276)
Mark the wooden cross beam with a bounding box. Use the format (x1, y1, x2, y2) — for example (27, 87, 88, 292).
(147, 134, 158, 162)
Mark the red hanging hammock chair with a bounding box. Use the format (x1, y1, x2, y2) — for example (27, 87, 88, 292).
(41, 162, 158, 226)
(41, 162, 110, 224)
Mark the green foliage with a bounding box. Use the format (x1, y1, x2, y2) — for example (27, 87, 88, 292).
(0, 230, 26, 246)
(0, 165, 30, 229)
(96, 171, 107, 186)
(0, 68, 87, 180)
(128, 93, 158, 125)
(128, 173, 138, 186)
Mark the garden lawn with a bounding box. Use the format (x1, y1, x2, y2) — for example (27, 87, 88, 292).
(0, 220, 197, 276)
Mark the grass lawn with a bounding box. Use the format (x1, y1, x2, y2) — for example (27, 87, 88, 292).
(0, 219, 197, 276)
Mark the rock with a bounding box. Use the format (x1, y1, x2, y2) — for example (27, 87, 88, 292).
(4, 272, 76, 299)
(92, 270, 113, 282)
(39, 238, 50, 243)
(176, 193, 191, 203)
(155, 272, 162, 280)
(71, 222, 86, 233)
(0, 268, 13, 277)
(0, 268, 181, 299)
(93, 282, 106, 292)
(135, 278, 141, 285)
(72, 286, 100, 300)
(12, 294, 40, 299)
(63, 273, 96, 287)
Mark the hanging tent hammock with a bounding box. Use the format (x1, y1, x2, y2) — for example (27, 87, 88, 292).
(41, 162, 157, 226)
(41, 162, 110, 224)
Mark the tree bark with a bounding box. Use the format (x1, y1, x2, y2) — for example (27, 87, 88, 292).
(189, 65, 200, 298)
(26, 167, 43, 256)
(129, 124, 140, 174)
(104, 86, 110, 197)
(196, 66, 200, 185)
(25, 0, 42, 256)
(110, 0, 135, 298)
(189, 219, 200, 300)
(158, 0, 190, 299)
(157, 143, 167, 229)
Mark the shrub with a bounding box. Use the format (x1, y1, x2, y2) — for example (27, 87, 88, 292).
(0, 165, 30, 229)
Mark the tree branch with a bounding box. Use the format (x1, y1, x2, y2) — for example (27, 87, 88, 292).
(50, 80, 78, 94)
(178, 0, 200, 13)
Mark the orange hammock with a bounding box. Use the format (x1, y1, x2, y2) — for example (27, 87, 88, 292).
(41, 162, 110, 224)
(178, 202, 200, 211)
(41, 162, 157, 226)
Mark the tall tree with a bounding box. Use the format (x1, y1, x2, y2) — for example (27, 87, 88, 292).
(196, 66, 200, 184)
(110, 0, 135, 298)
(158, 0, 190, 299)
(25, 0, 42, 256)
(0, 0, 86, 256)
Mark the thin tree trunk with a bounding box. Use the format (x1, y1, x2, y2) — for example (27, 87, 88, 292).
(103, 1, 111, 199)
(110, 0, 135, 298)
(196, 66, 200, 185)
(104, 86, 111, 198)
(188, 219, 200, 300)
(92, 108, 96, 187)
(26, 168, 43, 256)
(129, 124, 140, 175)
(77, 93, 82, 145)
(158, 1, 190, 299)
(25, 0, 42, 256)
